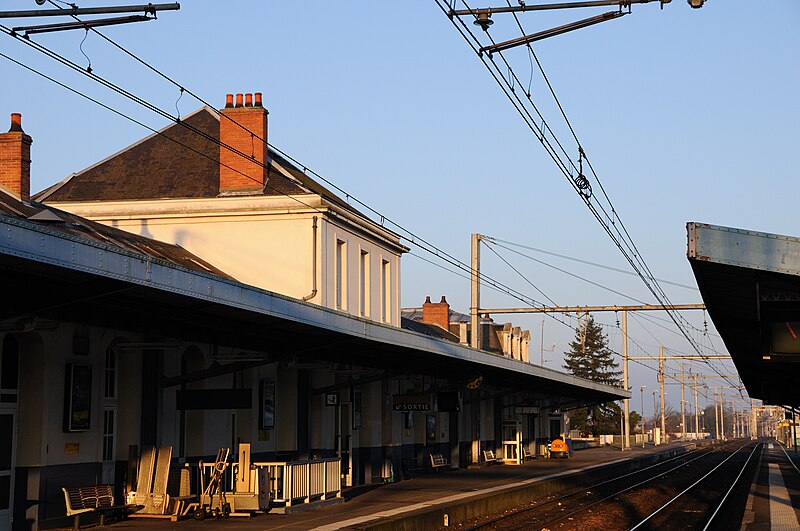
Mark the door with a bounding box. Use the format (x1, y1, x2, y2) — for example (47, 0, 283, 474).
(0, 411, 16, 531)
(338, 403, 352, 487)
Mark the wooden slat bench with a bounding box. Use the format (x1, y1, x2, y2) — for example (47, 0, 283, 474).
(429, 453, 451, 471)
(62, 485, 134, 530)
(522, 446, 534, 462)
(482, 449, 503, 466)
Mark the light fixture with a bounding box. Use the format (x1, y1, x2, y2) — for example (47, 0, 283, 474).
(473, 12, 493, 31)
(687, 0, 705, 8)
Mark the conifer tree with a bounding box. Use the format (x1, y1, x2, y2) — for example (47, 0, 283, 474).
(563, 315, 623, 436)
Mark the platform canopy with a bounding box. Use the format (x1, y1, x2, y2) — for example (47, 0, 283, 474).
(688, 222, 800, 407)
(0, 214, 628, 408)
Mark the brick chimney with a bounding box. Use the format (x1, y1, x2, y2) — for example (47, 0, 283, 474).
(219, 92, 268, 195)
(0, 113, 32, 201)
(422, 295, 451, 331)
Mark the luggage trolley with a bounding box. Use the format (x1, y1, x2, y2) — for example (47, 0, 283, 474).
(194, 448, 231, 519)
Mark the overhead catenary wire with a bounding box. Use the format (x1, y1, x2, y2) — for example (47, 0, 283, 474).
(435, 1, 739, 388)
(3, 9, 739, 393)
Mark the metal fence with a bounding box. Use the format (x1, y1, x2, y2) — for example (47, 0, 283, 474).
(252, 458, 341, 506)
(197, 457, 341, 508)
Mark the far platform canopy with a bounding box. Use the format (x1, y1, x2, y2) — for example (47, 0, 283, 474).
(687, 222, 800, 407)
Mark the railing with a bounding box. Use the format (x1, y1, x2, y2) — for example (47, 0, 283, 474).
(197, 457, 341, 508)
(252, 458, 341, 506)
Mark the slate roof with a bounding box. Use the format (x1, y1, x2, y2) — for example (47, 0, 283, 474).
(401, 316, 460, 342)
(34, 107, 360, 216)
(0, 187, 233, 279)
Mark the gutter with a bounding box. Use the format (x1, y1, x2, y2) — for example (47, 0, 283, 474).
(302, 216, 318, 301)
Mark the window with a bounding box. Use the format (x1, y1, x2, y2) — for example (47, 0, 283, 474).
(336, 240, 346, 310)
(102, 409, 115, 461)
(104, 345, 116, 399)
(360, 250, 369, 317)
(103, 344, 118, 469)
(1, 335, 19, 403)
(381, 259, 390, 323)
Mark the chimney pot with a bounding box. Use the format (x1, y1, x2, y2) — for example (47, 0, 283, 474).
(225, 94, 234, 108)
(0, 113, 32, 201)
(424, 296, 431, 304)
(9, 113, 22, 133)
(245, 93, 253, 107)
(218, 92, 268, 195)
(254, 92, 263, 107)
(440, 296, 447, 304)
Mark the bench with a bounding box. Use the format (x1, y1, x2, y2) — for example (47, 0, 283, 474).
(482, 449, 503, 466)
(62, 485, 134, 530)
(522, 446, 534, 462)
(429, 453, 451, 471)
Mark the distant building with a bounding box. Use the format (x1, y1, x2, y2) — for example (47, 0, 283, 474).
(403, 296, 531, 362)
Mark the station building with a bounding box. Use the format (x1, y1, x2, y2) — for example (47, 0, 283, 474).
(0, 102, 628, 530)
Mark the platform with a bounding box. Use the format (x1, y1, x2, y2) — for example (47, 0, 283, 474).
(66, 442, 695, 531)
(741, 442, 800, 531)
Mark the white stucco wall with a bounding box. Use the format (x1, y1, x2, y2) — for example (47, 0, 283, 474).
(50, 196, 404, 327)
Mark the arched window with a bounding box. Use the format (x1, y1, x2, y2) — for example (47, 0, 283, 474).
(1, 335, 19, 403)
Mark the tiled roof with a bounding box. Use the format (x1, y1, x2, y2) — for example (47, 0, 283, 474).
(0, 188, 233, 279)
(34, 107, 362, 216)
(401, 317, 460, 342)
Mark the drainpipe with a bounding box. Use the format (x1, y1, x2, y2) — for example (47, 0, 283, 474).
(302, 216, 318, 301)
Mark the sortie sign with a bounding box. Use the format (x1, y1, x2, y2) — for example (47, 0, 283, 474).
(393, 394, 431, 412)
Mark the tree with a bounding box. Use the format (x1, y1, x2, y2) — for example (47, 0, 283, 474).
(563, 315, 623, 436)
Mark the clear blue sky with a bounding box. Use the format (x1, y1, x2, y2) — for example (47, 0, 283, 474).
(2, 1, 798, 415)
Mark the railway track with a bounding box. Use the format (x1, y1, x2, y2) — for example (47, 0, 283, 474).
(459, 440, 760, 531)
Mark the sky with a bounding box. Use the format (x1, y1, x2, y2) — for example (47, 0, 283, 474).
(2, 0, 798, 418)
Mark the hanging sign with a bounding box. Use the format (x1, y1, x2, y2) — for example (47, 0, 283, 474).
(393, 394, 431, 411)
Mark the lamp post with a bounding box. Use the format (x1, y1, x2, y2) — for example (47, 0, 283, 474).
(652, 391, 658, 445)
(640, 385, 646, 448)
(700, 410, 705, 438)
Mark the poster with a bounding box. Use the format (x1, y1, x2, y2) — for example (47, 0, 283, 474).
(260, 379, 275, 429)
(65, 364, 92, 432)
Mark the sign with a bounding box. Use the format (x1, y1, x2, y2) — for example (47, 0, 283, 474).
(64, 442, 79, 455)
(325, 392, 339, 406)
(393, 394, 431, 411)
(437, 391, 461, 412)
(515, 406, 539, 415)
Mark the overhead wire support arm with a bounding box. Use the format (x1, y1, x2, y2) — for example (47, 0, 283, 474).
(13, 15, 154, 36)
(481, 11, 626, 54)
(0, 3, 180, 19)
(481, 303, 706, 314)
(449, 0, 666, 16)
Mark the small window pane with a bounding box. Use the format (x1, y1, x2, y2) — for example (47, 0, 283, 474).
(1, 335, 19, 390)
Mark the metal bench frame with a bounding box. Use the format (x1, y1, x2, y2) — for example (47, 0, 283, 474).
(429, 453, 451, 471)
(522, 447, 534, 461)
(62, 485, 131, 530)
(482, 449, 503, 466)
